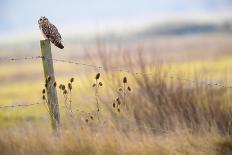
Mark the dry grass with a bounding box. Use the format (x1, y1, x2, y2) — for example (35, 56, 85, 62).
(1, 35, 232, 154)
(0, 125, 223, 155)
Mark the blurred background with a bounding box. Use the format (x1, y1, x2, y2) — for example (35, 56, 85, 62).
(0, 0, 232, 56)
(0, 0, 232, 126)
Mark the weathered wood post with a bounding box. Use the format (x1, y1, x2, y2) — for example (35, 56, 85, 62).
(40, 39, 60, 131)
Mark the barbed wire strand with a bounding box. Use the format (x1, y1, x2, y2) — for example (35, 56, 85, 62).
(0, 55, 231, 89)
(0, 102, 45, 109)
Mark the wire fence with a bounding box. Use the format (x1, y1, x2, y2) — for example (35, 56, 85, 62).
(0, 102, 45, 109)
(0, 55, 231, 110)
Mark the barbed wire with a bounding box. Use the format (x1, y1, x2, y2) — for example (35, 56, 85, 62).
(0, 56, 41, 62)
(0, 102, 45, 109)
(0, 55, 231, 89)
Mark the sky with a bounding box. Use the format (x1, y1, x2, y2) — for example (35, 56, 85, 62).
(0, 0, 232, 41)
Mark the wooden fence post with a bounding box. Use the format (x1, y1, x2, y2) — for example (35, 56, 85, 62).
(40, 39, 60, 131)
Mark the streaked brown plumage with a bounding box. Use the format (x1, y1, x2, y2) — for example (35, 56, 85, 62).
(38, 16, 64, 49)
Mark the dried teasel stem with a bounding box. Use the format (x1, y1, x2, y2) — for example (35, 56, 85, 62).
(123, 77, 126, 106)
(94, 73, 101, 121)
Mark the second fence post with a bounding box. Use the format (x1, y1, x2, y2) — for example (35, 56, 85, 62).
(40, 39, 60, 131)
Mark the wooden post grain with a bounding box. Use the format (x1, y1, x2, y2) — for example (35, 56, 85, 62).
(40, 39, 60, 130)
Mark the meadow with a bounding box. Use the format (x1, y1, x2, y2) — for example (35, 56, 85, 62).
(0, 34, 232, 154)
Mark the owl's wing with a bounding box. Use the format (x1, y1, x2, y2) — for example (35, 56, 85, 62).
(50, 24, 63, 42)
(48, 24, 64, 49)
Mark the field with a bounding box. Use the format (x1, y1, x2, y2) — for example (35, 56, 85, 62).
(1, 34, 232, 154)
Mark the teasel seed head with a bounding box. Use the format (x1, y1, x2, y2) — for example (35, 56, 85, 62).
(123, 77, 127, 83)
(117, 108, 120, 113)
(63, 89, 67, 94)
(113, 102, 116, 108)
(118, 88, 123, 91)
(95, 73, 100, 80)
(70, 77, 74, 83)
(99, 82, 103, 86)
(42, 89, 46, 94)
(85, 119, 89, 123)
(42, 95, 46, 100)
(46, 76, 51, 83)
(45, 83, 47, 88)
(117, 99, 121, 105)
(59, 84, 63, 89)
(53, 82, 57, 87)
(90, 116, 94, 120)
(127, 86, 131, 91)
(61, 85, 65, 90)
(92, 83, 96, 87)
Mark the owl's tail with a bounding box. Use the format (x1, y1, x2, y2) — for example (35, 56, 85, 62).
(55, 42, 64, 49)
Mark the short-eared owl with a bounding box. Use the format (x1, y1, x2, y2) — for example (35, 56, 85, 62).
(38, 16, 64, 49)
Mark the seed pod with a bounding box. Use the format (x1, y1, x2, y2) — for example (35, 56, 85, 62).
(118, 88, 123, 91)
(85, 119, 88, 123)
(63, 89, 67, 94)
(123, 77, 127, 83)
(117, 98, 121, 105)
(92, 83, 96, 87)
(117, 108, 120, 113)
(59, 84, 63, 89)
(53, 82, 57, 87)
(70, 77, 74, 83)
(42, 89, 46, 94)
(95, 73, 100, 80)
(42, 95, 46, 100)
(127, 86, 131, 91)
(99, 82, 103, 86)
(45, 83, 47, 88)
(68, 83, 72, 90)
(116, 97, 120, 102)
(90, 116, 94, 120)
(113, 102, 116, 108)
(61, 85, 65, 90)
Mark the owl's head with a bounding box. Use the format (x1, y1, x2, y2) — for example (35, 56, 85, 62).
(38, 16, 49, 24)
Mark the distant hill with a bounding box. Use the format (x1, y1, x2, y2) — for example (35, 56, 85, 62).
(134, 20, 232, 38)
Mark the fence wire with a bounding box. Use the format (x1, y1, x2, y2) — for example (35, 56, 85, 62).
(0, 55, 231, 89)
(0, 102, 45, 109)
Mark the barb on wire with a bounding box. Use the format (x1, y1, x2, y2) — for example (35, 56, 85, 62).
(0, 102, 45, 109)
(0, 55, 231, 89)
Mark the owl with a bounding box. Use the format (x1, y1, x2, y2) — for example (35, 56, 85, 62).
(38, 16, 64, 49)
